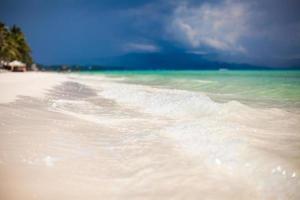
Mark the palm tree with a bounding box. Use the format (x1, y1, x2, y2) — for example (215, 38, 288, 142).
(0, 22, 33, 67)
(0, 22, 11, 63)
(10, 25, 33, 65)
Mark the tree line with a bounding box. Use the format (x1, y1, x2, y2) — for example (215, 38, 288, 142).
(0, 22, 33, 66)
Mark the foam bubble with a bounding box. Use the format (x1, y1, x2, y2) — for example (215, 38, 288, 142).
(43, 156, 55, 167)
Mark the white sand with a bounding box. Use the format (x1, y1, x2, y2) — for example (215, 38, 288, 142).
(0, 72, 66, 103)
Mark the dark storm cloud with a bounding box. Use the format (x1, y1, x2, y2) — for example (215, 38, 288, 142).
(0, 0, 299, 67)
(166, 0, 300, 66)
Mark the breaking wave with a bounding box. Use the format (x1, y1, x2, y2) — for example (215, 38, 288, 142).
(50, 74, 300, 199)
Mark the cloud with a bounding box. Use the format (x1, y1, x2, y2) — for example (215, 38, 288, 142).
(124, 42, 160, 52)
(186, 50, 210, 55)
(169, 0, 250, 53)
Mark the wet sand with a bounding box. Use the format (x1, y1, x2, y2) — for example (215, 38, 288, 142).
(0, 72, 299, 199)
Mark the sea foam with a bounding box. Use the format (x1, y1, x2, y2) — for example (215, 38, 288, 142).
(51, 74, 300, 199)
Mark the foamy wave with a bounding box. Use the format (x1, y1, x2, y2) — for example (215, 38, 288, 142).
(98, 82, 219, 118)
(53, 74, 300, 198)
(194, 79, 215, 84)
(94, 80, 289, 122)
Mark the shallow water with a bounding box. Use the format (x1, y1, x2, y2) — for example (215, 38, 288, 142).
(0, 71, 300, 199)
(81, 70, 300, 111)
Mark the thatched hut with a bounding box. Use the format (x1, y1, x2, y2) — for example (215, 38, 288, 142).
(8, 60, 27, 72)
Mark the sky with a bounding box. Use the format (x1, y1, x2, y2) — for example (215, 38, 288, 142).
(1, 0, 300, 67)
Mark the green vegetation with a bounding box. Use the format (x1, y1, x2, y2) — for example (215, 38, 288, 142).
(0, 22, 33, 66)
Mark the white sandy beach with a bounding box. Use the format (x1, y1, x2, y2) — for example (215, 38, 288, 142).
(0, 72, 299, 200)
(0, 72, 66, 103)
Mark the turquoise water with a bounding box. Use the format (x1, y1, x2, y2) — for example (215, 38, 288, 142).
(81, 70, 300, 110)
